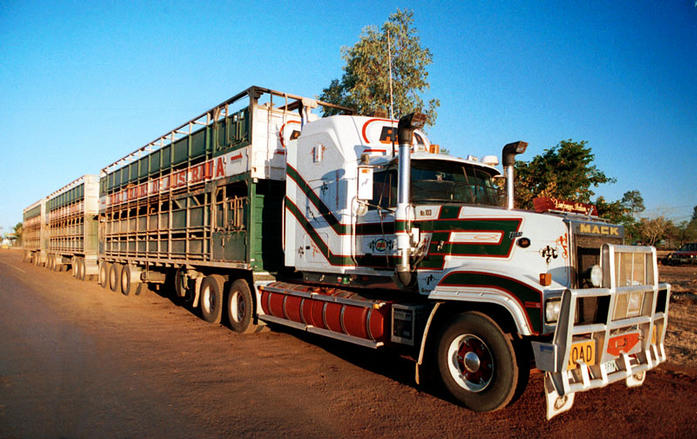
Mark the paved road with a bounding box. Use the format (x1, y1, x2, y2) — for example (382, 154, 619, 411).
(1, 249, 695, 438)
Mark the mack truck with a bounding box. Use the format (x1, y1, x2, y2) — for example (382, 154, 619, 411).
(35, 86, 669, 419)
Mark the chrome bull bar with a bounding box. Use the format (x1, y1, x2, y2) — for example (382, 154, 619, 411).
(531, 245, 671, 419)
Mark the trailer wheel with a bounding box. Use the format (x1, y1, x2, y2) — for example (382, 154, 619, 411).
(200, 275, 224, 324)
(120, 264, 141, 296)
(226, 279, 255, 333)
(436, 311, 519, 413)
(109, 263, 123, 292)
(77, 258, 86, 281)
(71, 258, 78, 277)
(47, 254, 53, 270)
(99, 262, 111, 288)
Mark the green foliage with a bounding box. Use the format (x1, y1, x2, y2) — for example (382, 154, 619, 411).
(514, 139, 615, 210)
(319, 9, 439, 125)
(13, 222, 22, 239)
(594, 191, 645, 242)
(620, 190, 645, 217)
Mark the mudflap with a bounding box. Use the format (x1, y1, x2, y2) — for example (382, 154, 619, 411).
(544, 372, 575, 420)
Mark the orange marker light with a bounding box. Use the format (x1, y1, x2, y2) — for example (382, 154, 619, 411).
(539, 273, 552, 286)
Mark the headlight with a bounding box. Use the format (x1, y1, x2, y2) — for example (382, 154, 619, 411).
(589, 264, 602, 288)
(545, 298, 561, 323)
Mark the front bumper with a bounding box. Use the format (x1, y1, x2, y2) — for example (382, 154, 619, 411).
(531, 245, 671, 419)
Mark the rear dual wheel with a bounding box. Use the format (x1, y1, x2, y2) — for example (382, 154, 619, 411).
(120, 264, 142, 296)
(99, 262, 111, 288)
(200, 275, 225, 324)
(199, 276, 255, 332)
(436, 312, 527, 413)
(226, 279, 254, 333)
(71, 258, 85, 280)
(109, 263, 123, 292)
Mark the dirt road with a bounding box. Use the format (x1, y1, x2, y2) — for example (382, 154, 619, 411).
(1, 249, 695, 438)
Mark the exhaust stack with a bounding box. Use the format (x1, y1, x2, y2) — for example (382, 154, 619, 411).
(502, 141, 528, 210)
(395, 112, 426, 286)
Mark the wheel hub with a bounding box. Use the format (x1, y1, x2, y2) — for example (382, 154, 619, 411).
(463, 351, 480, 373)
(451, 334, 494, 392)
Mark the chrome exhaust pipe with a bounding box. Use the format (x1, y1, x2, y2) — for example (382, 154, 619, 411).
(395, 112, 426, 286)
(502, 141, 528, 210)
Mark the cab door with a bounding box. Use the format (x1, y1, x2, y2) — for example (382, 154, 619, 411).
(354, 169, 397, 272)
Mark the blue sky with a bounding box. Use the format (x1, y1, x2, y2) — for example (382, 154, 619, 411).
(1, 0, 696, 235)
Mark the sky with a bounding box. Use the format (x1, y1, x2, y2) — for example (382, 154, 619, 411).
(1, 0, 696, 235)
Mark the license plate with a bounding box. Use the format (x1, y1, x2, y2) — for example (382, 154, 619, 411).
(603, 360, 619, 374)
(568, 340, 596, 370)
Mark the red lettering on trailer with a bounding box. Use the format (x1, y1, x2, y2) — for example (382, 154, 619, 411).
(172, 170, 187, 188)
(215, 157, 225, 177)
(191, 165, 200, 183)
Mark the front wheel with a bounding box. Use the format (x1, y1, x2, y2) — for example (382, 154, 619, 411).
(436, 311, 519, 413)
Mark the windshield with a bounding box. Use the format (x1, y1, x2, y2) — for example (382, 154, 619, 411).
(370, 159, 502, 209)
(411, 160, 501, 206)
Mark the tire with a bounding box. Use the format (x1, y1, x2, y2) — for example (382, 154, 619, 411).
(436, 311, 520, 413)
(48, 254, 54, 271)
(99, 262, 111, 288)
(77, 258, 86, 281)
(72, 258, 78, 278)
(200, 274, 224, 324)
(109, 263, 123, 292)
(226, 278, 255, 333)
(120, 265, 140, 296)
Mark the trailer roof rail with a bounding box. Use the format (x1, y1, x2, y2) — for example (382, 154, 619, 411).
(100, 86, 354, 175)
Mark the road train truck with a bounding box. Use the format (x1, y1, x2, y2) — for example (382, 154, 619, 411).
(53, 86, 670, 419)
(22, 175, 99, 278)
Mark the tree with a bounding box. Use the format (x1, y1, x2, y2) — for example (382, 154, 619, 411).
(621, 190, 644, 218)
(638, 216, 672, 246)
(319, 9, 439, 125)
(514, 139, 615, 210)
(667, 220, 697, 248)
(692, 205, 697, 222)
(594, 191, 645, 242)
(12, 222, 22, 246)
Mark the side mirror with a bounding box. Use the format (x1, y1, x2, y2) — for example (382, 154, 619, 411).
(357, 166, 373, 201)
